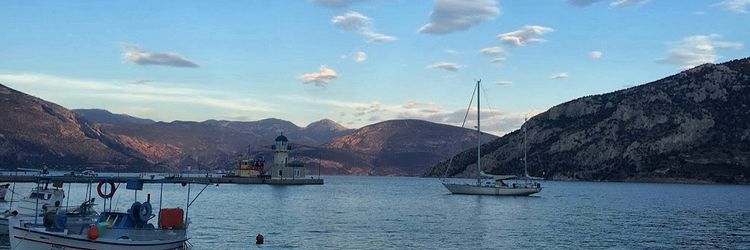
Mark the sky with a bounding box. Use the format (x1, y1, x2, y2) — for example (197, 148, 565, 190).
(0, 0, 748, 135)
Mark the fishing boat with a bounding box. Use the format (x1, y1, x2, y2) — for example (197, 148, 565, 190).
(9, 178, 205, 249)
(0, 181, 68, 235)
(442, 80, 542, 196)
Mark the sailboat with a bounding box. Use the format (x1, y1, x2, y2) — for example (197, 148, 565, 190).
(442, 80, 542, 196)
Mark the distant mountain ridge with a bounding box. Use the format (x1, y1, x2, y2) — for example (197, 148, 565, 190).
(74, 109, 156, 125)
(60, 100, 485, 175)
(426, 57, 750, 184)
(308, 119, 497, 175)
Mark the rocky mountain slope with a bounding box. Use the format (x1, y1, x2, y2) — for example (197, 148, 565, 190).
(427, 58, 750, 184)
(0, 84, 150, 170)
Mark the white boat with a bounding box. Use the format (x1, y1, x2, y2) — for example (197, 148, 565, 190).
(0, 182, 99, 235)
(0, 184, 67, 235)
(442, 80, 542, 196)
(9, 179, 202, 249)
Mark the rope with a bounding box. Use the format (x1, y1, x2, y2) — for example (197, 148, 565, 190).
(442, 82, 477, 181)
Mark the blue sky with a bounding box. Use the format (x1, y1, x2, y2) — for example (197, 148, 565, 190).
(1, 0, 748, 135)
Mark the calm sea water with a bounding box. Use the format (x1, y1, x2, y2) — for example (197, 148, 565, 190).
(1, 176, 749, 249)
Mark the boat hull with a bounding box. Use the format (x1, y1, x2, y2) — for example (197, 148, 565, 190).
(443, 183, 541, 196)
(9, 224, 188, 250)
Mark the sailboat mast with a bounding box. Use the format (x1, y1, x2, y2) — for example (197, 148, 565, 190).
(476, 80, 481, 185)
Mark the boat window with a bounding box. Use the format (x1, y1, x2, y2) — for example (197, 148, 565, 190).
(29, 193, 45, 199)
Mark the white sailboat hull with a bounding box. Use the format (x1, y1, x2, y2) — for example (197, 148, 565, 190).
(9, 226, 188, 250)
(443, 183, 541, 196)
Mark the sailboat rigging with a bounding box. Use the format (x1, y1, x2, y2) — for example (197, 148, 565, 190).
(442, 79, 542, 196)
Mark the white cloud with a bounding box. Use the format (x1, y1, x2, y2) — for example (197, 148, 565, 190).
(718, 0, 750, 13)
(490, 58, 506, 64)
(419, 0, 500, 35)
(332, 11, 369, 31)
(427, 62, 463, 72)
(332, 11, 397, 42)
(550, 72, 570, 80)
(590, 50, 603, 59)
(355, 51, 368, 63)
(497, 25, 554, 46)
(298, 65, 338, 86)
(121, 44, 199, 68)
(312, 0, 358, 8)
(609, 0, 649, 8)
(496, 80, 512, 85)
(480, 46, 505, 56)
(656, 34, 743, 69)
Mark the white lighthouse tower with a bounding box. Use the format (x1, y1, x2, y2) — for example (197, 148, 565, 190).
(269, 133, 305, 179)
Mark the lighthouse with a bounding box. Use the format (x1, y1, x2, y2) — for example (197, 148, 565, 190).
(269, 133, 305, 179)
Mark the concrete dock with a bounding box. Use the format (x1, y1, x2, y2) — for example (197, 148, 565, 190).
(0, 174, 324, 185)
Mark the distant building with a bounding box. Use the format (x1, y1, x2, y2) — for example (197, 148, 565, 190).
(233, 155, 265, 177)
(267, 133, 305, 179)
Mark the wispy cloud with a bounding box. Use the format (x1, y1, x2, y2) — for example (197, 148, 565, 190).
(609, 0, 649, 8)
(354, 101, 384, 117)
(496, 80, 512, 85)
(355, 51, 368, 63)
(298, 65, 338, 86)
(550, 72, 570, 80)
(568, 0, 602, 7)
(717, 0, 750, 13)
(419, 0, 500, 35)
(444, 49, 463, 55)
(427, 62, 463, 72)
(656, 34, 743, 69)
(129, 79, 153, 85)
(590, 50, 603, 59)
(312, 0, 358, 8)
(568, 0, 650, 8)
(490, 58, 506, 64)
(0, 73, 274, 115)
(480, 46, 505, 56)
(497, 25, 554, 46)
(121, 44, 199, 68)
(332, 11, 396, 42)
(402, 100, 442, 111)
(284, 95, 531, 135)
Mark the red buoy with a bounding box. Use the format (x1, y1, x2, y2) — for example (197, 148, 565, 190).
(256, 233, 264, 244)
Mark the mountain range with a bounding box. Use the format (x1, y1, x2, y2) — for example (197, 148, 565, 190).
(426, 57, 750, 184)
(3, 57, 750, 183)
(0, 83, 489, 175)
